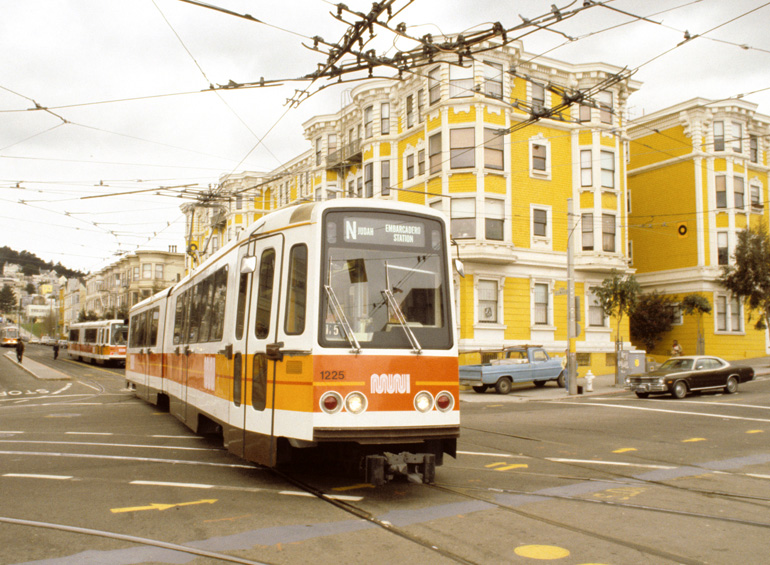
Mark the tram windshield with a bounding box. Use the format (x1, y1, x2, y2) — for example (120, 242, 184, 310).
(110, 323, 128, 345)
(320, 211, 453, 350)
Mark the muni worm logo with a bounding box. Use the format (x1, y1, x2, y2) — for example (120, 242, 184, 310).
(370, 373, 411, 394)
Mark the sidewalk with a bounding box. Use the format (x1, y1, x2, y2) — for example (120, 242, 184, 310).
(3, 351, 71, 381)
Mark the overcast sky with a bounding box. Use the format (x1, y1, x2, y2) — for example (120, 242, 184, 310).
(2, 0, 769, 274)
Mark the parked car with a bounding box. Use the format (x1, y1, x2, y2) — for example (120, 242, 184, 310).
(29, 337, 41, 344)
(460, 346, 565, 394)
(625, 355, 754, 399)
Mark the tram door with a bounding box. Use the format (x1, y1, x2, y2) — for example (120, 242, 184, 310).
(228, 235, 284, 464)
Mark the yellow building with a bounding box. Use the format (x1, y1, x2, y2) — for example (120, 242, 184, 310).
(185, 40, 641, 376)
(628, 98, 770, 360)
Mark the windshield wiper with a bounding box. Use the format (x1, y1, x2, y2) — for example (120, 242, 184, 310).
(382, 261, 422, 354)
(324, 284, 361, 354)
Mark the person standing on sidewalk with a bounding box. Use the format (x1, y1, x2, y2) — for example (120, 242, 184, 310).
(15, 339, 24, 363)
(53, 342, 59, 360)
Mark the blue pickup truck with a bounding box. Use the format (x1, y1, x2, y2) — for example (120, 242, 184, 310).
(460, 346, 565, 394)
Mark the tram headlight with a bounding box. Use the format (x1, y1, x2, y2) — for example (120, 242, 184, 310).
(414, 391, 434, 413)
(320, 391, 343, 414)
(344, 392, 367, 414)
(435, 391, 454, 412)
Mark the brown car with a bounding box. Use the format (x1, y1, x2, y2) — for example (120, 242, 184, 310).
(626, 356, 754, 399)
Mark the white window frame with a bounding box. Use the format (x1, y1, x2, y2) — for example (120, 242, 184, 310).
(717, 231, 729, 266)
(485, 198, 505, 242)
(451, 197, 476, 240)
(532, 281, 553, 328)
(715, 294, 744, 334)
(476, 278, 503, 326)
(600, 150, 615, 189)
(714, 121, 725, 151)
(529, 134, 550, 178)
(531, 204, 552, 249)
(580, 149, 592, 187)
(750, 180, 763, 212)
(587, 286, 608, 328)
(483, 61, 503, 99)
(671, 303, 683, 326)
(449, 63, 474, 99)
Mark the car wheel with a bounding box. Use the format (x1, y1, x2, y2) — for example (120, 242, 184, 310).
(724, 376, 739, 394)
(556, 371, 565, 388)
(534, 380, 547, 388)
(495, 378, 513, 395)
(672, 380, 688, 399)
(472, 385, 488, 393)
(635, 392, 649, 399)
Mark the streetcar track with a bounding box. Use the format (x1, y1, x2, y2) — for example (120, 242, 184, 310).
(426, 481, 761, 565)
(0, 515, 271, 565)
(458, 426, 770, 512)
(270, 468, 478, 565)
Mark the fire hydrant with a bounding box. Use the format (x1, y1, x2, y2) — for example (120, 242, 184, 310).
(584, 370, 595, 392)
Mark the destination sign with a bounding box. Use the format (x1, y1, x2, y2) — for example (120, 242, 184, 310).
(343, 217, 425, 247)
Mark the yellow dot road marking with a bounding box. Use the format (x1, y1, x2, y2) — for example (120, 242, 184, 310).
(682, 438, 706, 443)
(111, 499, 217, 514)
(612, 448, 637, 453)
(514, 544, 570, 559)
(746, 430, 764, 434)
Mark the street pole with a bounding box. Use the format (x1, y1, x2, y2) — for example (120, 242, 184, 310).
(567, 199, 578, 396)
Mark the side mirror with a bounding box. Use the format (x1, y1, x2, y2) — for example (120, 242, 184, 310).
(454, 258, 465, 278)
(240, 256, 257, 274)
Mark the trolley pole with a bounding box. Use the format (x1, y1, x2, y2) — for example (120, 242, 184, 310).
(567, 199, 578, 396)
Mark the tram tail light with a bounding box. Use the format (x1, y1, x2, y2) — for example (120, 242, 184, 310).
(344, 392, 368, 414)
(414, 391, 434, 413)
(435, 391, 454, 412)
(320, 391, 343, 414)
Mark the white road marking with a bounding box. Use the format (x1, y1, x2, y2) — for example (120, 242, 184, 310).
(3, 473, 73, 480)
(132, 480, 363, 501)
(66, 432, 113, 436)
(0, 440, 222, 452)
(746, 473, 770, 480)
(131, 480, 214, 489)
(551, 401, 770, 423)
(457, 451, 521, 458)
(546, 458, 676, 469)
(650, 399, 770, 410)
(0, 450, 256, 468)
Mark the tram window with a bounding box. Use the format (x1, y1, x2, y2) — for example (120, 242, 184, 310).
(189, 279, 206, 343)
(255, 248, 276, 339)
(69, 329, 79, 342)
(85, 328, 97, 343)
(173, 291, 187, 345)
(235, 272, 249, 340)
(210, 266, 228, 342)
(252, 354, 267, 411)
(148, 308, 159, 347)
(285, 244, 308, 335)
(196, 276, 212, 342)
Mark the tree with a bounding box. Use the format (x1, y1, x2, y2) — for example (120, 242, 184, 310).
(78, 309, 100, 322)
(0, 284, 17, 314)
(630, 292, 676, 352)
(719, 223, 770, 330)
(681, 293, 712, 355)
(593, 270, 641, 342)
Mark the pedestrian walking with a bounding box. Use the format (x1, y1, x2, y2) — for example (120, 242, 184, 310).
(53, 342, 59, 360)
(15, 340, 24, 363)
(671, 339, 683, 357)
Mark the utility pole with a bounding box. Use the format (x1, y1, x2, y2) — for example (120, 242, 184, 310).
(567, 199, 578, 396)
